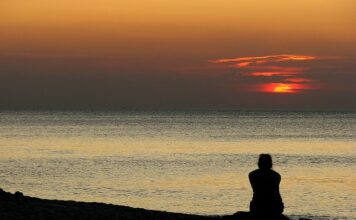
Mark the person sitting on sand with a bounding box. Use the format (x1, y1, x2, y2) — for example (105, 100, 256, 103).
(249, 154, 284, 217)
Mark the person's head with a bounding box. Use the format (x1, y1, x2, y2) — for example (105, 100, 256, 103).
(258, 154, 273, 169)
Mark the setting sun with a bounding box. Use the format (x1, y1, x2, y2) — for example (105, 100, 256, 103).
(257, 83, 309, 94)
(273, 84, 293, 93)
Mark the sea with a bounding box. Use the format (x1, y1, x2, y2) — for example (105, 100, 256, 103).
(0, 110, 355, 219)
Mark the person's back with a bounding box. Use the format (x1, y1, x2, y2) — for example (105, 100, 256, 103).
(249, 154, 284, 217)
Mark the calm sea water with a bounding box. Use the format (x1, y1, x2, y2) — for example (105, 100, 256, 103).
(0, 111, 355, 219)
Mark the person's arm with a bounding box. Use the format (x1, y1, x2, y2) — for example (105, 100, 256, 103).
(248, 172, 255, 191)
(276, 173, 281, 185)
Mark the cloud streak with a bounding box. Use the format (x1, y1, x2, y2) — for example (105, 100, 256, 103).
(209, 54, 316, 65)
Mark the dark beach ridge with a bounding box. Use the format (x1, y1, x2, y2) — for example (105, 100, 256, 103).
(0, 189, 318, 220)
(0, 189, 212, 220)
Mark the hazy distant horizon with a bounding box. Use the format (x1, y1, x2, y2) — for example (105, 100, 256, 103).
(1, 106, 356, 112)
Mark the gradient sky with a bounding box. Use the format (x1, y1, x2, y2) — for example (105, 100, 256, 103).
(1, 0, 356, 109)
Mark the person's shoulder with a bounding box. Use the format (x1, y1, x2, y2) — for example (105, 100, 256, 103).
(249, 169, 259, 177)
(249, 169, 259, 174)
(270, 170, 281, 178)
(270, 169, 280, 175)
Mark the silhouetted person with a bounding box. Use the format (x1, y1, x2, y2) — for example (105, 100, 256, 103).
(249, 154, 284, 218)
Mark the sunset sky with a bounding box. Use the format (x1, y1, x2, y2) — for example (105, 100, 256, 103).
(1, 0, 355, 109)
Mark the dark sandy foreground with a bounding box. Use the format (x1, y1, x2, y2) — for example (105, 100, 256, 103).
(0, 189, 306, 220)
(0, 189, 217, 220)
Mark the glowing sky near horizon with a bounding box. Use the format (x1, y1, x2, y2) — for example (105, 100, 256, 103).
(0, 0, 355, 109)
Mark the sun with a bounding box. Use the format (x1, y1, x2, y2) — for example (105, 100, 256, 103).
(258, 82, 312, 93)
(273, 84, 293, 93)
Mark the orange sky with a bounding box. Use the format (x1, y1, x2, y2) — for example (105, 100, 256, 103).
(1, 0, 355, 54)
(0, 0, 355, 109)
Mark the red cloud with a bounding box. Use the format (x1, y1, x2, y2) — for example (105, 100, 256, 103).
(209, 54, 321, 93)
(209, 54, 316, 67)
